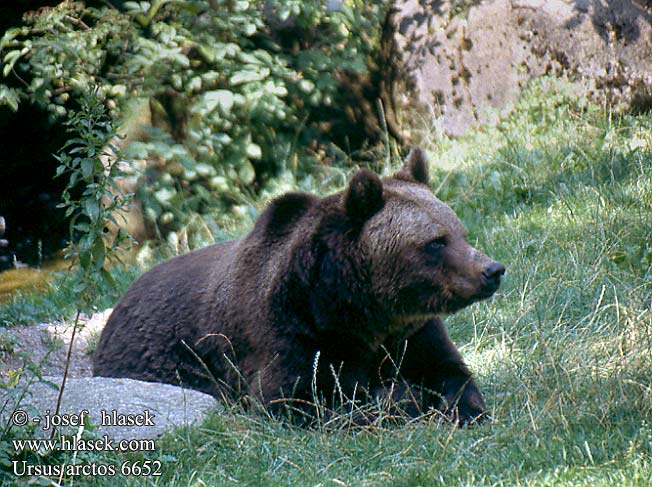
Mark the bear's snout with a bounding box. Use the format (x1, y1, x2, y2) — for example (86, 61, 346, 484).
(480, 261, 506, 295)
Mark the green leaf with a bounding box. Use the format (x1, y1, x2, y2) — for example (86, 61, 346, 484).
(202, 90, 235, 114)
(298, 79, 315, 94)
(246, 143, 262, 160)
(238, 52, 262, 65)
(79, 250, 90, 270)
(243, 23, 257, 36)
(100, 267, 116, 287)
(84, 193, 100, 221)
(229, 67, 270, 85)
(72, 281, 87, 294)
(0, 85, 20, 111)
(93, 238, 106, 270)
(238, 160, 256, 185)
(2, 47, 29, 76)
(81, 158, 94, 180)
(154, 187, 176, 204)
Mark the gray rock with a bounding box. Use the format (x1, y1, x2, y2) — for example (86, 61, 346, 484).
(390, 0, 652, 137)
(0, 216, 7, 247)
(0, 315, 109, 379)
(4, 376, 217, 440)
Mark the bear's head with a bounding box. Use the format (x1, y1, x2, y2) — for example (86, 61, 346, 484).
(342, 148, 505, 321)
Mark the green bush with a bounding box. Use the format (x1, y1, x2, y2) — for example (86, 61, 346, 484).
(1, 0, 389, 238)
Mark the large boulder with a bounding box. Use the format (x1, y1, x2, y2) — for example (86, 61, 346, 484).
(4, 377, 217, 440)
(0, 312, 216, 440)
(390, 0, 652, 137)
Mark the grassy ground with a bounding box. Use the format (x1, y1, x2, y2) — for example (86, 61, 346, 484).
(1, 78, 651, 486)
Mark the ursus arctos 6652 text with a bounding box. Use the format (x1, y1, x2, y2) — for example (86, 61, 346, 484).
(93, 149, 505, 424)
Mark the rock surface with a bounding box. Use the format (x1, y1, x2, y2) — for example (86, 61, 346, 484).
(1, 311, 218, 440)
(0, 310, 110, 378)
(5, 376, 217, 440)
(391, 0, 652, 137)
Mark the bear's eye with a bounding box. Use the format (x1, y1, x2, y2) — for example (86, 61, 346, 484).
(424, 237, 447, 255)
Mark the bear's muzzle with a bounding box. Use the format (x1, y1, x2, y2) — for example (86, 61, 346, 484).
(479, 261, 506, 297)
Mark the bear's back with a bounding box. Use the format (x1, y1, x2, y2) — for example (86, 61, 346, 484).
(93, 240, 238, 385)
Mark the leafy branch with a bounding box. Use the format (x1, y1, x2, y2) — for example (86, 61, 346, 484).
(50, 87, 132, 437)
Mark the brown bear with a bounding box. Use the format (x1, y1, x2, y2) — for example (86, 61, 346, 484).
(93, 148, 505, 424)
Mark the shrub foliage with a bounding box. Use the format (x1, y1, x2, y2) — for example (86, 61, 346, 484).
(1, 0, 388, 235)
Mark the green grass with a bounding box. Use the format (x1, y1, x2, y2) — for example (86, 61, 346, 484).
(1, 77, 651, 486)
(0, 263, 142, 327)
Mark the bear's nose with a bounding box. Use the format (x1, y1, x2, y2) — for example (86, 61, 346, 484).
(482, 262, 506, 286)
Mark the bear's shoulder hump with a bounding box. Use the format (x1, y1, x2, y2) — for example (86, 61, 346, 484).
(254, 192, 318, 240)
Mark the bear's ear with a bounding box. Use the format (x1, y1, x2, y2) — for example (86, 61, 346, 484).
(343, 169, 384, 222)
(394, 147, 430, 185)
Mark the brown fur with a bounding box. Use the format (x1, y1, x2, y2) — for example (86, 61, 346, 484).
(93, 148, 505, 424)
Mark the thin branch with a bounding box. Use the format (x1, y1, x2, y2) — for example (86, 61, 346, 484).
(50, 308, 82, 440)
(64, 15, 91, 31)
